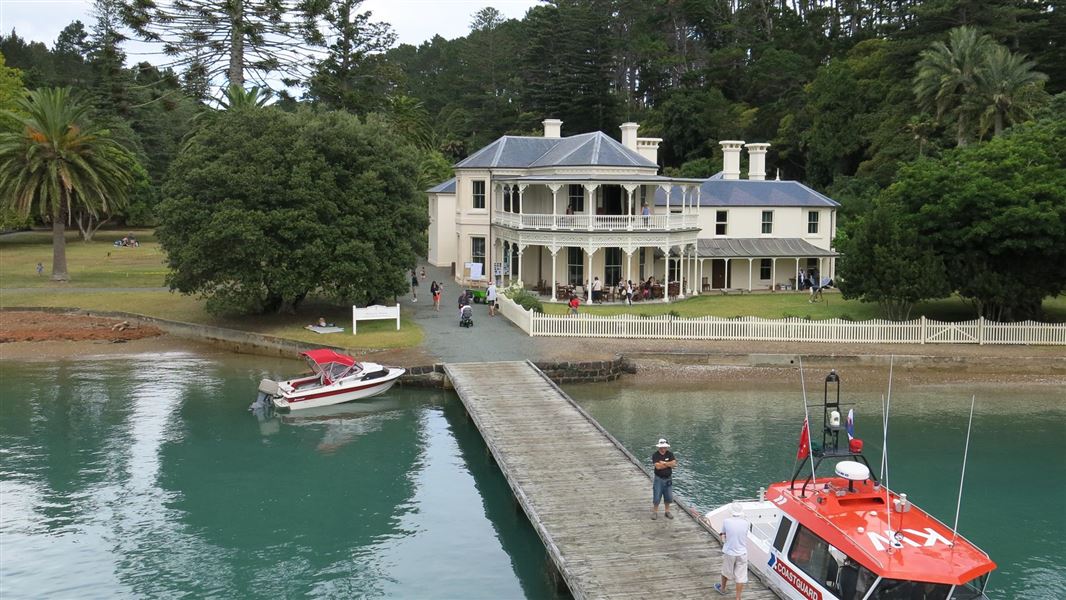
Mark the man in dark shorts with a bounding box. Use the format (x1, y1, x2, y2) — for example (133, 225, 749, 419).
(651, 438, 677, 520)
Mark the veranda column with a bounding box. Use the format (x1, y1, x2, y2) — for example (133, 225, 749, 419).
(678, 246, 686, 299)
(623, 184, 638, 231)
(516, 184, 527, 228)
(771, 258, 776, 292)
(747, 258, 754, 292)
(550, 247, 559, 301)
(585, 246, 595, 303)
(624, 248, 633, 285)
(662, 246, 670, 302)
(583, 184, 599, 231)
(548, 184, 562, 230)
(516, 245, 524, 287)
(795, 258, 800, 291)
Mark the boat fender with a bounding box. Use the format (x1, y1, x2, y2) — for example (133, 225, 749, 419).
(830, 410, 841, 427)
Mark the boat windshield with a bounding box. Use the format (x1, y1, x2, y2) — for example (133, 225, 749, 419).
(949, 574, 989, 599)
(325, 362, 355, 382)
(867, 579, 951, 600)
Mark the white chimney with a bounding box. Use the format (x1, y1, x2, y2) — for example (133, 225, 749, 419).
(620, 122, 638, 150)
(745, 143, 770, 180)
(720, 140, 745, 180)
(543, 118, 562, 138)
(636, 137, 662, 165)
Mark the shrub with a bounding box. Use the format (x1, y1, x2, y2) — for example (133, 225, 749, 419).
(509, 289, 543, 313)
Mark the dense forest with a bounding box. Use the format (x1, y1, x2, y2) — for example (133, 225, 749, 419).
(1, 0, 1063, 318)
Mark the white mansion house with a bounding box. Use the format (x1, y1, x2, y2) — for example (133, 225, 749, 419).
(426, 119, 838, 302)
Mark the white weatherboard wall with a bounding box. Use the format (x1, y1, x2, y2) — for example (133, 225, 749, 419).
(495, 311, 1066, 345)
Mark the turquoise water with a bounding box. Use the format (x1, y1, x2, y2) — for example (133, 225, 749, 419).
(568, 376, 1066, 600)
(0, 353, 561, 599)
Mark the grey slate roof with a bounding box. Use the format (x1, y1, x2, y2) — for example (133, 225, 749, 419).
(655, 172, 840, 207)
(454, 132, 657, 169)
(695, 238, 836, 258)
(426, 177, 456, 194)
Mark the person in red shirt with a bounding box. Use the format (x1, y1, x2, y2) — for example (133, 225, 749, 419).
(568, 294, 580, 315)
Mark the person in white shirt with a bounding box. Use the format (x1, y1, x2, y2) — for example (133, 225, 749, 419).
(715, 503, 749, 599)
(486, 281, 497, 316)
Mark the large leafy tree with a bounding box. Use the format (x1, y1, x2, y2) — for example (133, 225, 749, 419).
(157, 107, 427, 315)
(836, 199, 951, 320)
(913, 26, 993, 148)
(884, 113, 1066, 321)
(0, 88, 135, 280)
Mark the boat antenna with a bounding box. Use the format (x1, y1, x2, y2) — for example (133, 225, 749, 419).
(798, 357, 817, 491)
(951, 394, 977, 547)
(884, 356, 894, 540)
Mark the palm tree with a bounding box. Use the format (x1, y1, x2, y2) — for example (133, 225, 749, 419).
(913, 26, 993, 147)
(0, 88, 134, 281)
(219, 84, 272, 111)
(973, 45, 1048, 137)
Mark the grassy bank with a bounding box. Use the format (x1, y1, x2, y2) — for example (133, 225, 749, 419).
(0, 231, 422, 350)
(540, 291, 1066, 322)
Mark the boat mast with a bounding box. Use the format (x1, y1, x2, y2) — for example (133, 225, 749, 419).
(951, 394, 977, 547)
(798, 357, 817, 490)
(883, 356, 894, 539)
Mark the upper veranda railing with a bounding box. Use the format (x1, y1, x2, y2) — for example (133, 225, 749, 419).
(492, 212, 699, 231)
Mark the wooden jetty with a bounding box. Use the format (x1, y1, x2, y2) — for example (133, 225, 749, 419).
(443, 361, 777, 600)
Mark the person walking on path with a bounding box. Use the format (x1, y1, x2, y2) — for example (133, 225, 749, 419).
(420, 266, 426, 281)
(410, 270, 419, 302)
(430, 281, 441, 312)
(715, 503, 750, 599)
(486, 281, 497, 317)
(651, 438, 677, 520)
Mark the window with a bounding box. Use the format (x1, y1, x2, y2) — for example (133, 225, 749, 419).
(867, 580, 950, 600)
(716, 210, 728, 236)
(503, 186, 511, 212)
(668, 257, 679, 282)
(640, 186, 648, 211)
(471, 236, 485, 271)
(773, 516, 793, 552)
(472, 180, 485, 209)
(568, 184, 585, 213)
(760, 259, 772, 280)
(639, 248, 646, 281)
(808, 210, 819, 234)
(605, 248, 622, 287)
(787, 526, 835, 592)
(761, 210, 773, 234)
(511, 244, 519, 276)
(567, 247, 584, 285)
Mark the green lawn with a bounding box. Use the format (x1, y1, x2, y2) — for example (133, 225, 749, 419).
(540, 291, 1066, 322)
(0, 229, 167, 288)
(0, 231, 423, 350)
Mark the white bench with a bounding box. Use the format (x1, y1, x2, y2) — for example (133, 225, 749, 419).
(351, 303, 400, 334)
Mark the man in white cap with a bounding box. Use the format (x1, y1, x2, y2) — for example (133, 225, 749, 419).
(715, 503, 750, 598)
(650, 438, 677, 520)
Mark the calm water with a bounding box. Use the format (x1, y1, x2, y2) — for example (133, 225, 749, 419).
(0, 353, 561, 599)
(568, 375, 1066, 600)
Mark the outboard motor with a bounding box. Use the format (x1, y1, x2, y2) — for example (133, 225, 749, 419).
(249, 378, 280, 415)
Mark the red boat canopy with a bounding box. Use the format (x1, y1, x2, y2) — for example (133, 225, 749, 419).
(301, 349, 356, 367)
(300, 349, 358, 384)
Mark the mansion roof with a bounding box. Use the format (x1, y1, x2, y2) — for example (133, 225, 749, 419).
(696, 238, 837, 258)
(426, 177, 456, 193)
(655, 173, 839, 208)
(454, 132, 657, 169)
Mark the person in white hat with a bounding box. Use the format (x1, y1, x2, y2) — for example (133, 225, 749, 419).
(715, 503, 750, 598)
(650, 438, 677, 520)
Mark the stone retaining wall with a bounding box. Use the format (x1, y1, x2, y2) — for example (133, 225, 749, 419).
(398, 357, 633, 388)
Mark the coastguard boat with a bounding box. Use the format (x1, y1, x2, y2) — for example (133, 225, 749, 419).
(704, 371, 995, 600)
(256, 349, 404, 411)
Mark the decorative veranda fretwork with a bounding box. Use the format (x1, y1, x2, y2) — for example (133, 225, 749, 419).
(491, 226, 699, 255)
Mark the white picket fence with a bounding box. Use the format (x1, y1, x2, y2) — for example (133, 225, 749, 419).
(496, 296, 1066, 345)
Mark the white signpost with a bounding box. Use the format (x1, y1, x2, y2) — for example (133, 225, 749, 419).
(352, 303, 401, 335)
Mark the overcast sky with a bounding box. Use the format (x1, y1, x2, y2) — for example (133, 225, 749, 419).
(0, 0, 541, 53)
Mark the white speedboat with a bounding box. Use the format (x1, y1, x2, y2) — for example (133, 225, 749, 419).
(256, 349, 405, 411)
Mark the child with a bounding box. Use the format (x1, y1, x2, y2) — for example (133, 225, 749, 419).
(568, 294, 580, 315)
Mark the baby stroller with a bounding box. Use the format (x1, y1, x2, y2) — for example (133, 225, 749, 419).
(459, 304, 474, 328)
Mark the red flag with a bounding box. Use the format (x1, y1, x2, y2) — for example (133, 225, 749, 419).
(797, 418, 811, 460)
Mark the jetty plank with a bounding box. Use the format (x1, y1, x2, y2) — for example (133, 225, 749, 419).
(443, 361, 777, 600)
